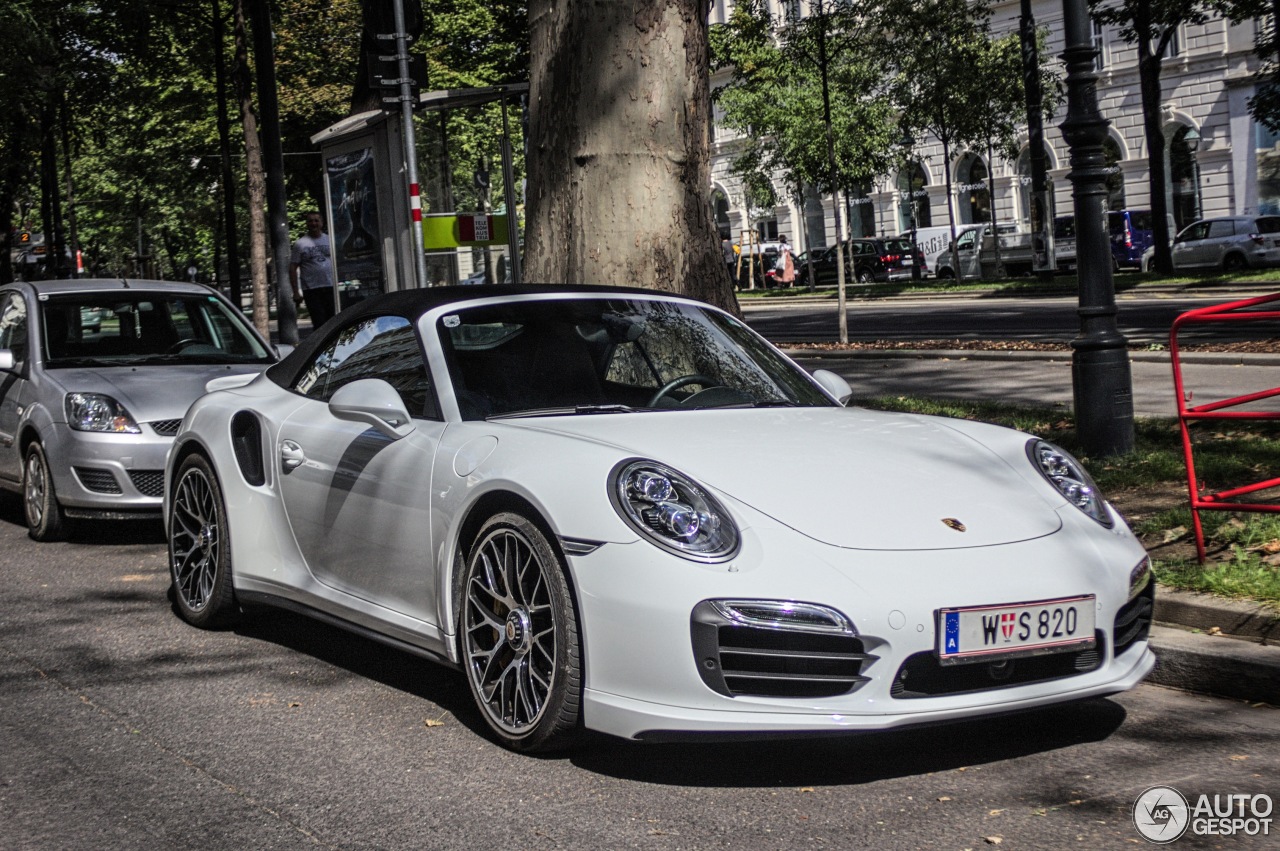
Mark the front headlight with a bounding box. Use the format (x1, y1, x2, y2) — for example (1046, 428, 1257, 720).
(1026, 439, 1112, 527)
(65, 393, 142, 434)
(610, 459, 740, 562)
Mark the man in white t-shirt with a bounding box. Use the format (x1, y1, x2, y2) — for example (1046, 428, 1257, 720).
(290, 211, 335, 329)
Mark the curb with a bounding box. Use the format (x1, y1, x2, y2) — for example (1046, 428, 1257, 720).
(1146, 587, 1279, 704)
(738, 283, 1280, 306)
(781, 346, 1280, 367)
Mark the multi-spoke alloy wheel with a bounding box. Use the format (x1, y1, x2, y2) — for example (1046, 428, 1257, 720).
(169, 454, 237, 627)
(461, 512, 580, 752)
(23, 443, 64, 541)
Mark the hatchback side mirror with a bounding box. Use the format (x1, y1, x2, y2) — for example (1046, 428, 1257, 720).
(811, 368, 853, 406)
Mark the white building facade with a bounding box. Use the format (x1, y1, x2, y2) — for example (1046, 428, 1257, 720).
(707, 0, 1280, 254)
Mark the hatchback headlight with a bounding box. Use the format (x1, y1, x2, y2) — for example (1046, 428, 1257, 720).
(1027, 439, 1112, 527)
(65, 393, 142, 434)
(610, 460, 740, 561)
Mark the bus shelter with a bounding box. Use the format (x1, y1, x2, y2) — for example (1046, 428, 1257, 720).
(310, 83, 526, 308)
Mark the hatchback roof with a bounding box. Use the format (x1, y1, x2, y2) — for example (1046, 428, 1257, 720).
(7, 278, 223, 297)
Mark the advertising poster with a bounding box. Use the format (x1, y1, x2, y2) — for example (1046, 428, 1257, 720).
(326, 147, 384, 307)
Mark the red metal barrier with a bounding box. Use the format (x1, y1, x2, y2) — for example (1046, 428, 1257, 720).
(1170, 293, 1280, 562)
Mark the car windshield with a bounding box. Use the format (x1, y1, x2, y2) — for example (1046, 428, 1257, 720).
(41, 292, 274, 367)
(437, 297, 836, 419)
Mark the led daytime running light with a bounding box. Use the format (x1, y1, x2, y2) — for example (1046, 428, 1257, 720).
(1026, 439, 1112, 527)
(611, 460, 740, 562)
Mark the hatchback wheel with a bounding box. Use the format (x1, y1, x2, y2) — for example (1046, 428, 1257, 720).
(460, 512, 581, 752)
(23, 443, 65, 542)
(169, 454, 238, 628)
(1223, 253, 1247, 272)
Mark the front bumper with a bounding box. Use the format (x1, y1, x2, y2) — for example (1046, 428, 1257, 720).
(568, 504, 1154, 741)
(42, 422, 173, 515)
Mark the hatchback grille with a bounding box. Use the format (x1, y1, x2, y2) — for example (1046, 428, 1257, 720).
(890, 634, 1103, 699)
(691, 600, 876, 698)
(74, 467, 122, 494)
(147, 419, 183, 437)
(1114, 581, 1154, 656)
(128, 470, 165, 497)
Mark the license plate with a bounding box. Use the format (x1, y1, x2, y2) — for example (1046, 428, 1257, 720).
(937, 595, 1095, 665)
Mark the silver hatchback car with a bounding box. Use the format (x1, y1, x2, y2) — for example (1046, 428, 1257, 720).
(1170, 215, 1280, 271)
(0, 279, 277, 540)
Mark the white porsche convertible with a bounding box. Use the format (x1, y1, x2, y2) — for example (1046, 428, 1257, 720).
(164, 285, 1155, 752)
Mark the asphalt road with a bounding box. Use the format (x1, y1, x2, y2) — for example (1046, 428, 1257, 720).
(2, 498, 1279, 849)
(741, 291, 1279, 347)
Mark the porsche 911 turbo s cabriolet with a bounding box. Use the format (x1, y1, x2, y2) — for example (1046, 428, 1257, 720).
(164, 284, 1154, 752)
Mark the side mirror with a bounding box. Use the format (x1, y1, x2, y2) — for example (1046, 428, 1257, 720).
(329, 378, 415, 440)
(0, 350, 13, 371)
(811, 368, 853, 406)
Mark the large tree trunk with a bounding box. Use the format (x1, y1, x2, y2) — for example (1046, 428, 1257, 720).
(233, 0, 271, 337)
(525, 0, 737, 313)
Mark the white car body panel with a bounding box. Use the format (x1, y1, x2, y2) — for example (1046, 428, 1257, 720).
(166, 287, 1155, 745)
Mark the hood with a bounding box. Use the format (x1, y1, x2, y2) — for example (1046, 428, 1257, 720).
(47, 364, 269, 423)
(508, 408, 1062, 550)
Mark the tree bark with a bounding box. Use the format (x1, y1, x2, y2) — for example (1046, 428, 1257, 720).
(1138, 47, 1173, 274)
(232, 0, 271, 337)
(524, 0, 737, 314)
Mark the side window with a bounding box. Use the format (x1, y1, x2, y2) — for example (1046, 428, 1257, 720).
(293, 315, 438, 418)
(957, 231, 976, 251)
(1206, 220, 1236, 239)
(1181, 222, 1209, 242)
(0, 294, 28, 363)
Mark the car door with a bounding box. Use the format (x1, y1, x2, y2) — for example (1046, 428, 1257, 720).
(1201, 219, 1239, 267)
(0, 292, 31, 483)
(277, 313, 446, 625)
(954, 228, 981, 279)
(1172, 221, 1209, 269)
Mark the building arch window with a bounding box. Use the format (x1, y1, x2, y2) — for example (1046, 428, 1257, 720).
(1103, 136, 1126, 211)
(848, 181, 876, 238)
(896, 162, 930, 233)
(956, 152, 990, 224)
(710, 187, 732, 240)
(1167, 124, 1201, 230)
(1257, 121, 1280, 216)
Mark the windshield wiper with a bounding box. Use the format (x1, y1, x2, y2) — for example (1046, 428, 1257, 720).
(489, 404, 640, 420)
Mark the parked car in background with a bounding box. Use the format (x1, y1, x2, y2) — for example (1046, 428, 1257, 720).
(935, 223, 1036, 279)
(164, 284, 1154, 753)
(1169, 216, 1280, 271)
(1108, 209, 1156, 269)
(796, 238, 920, 286)
(0, 279, 277, 540)
(1053, 216, 1077, 272)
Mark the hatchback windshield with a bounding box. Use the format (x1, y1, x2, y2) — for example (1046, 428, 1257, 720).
(41, 292, 273, 367)
(438, 298, 835, 419)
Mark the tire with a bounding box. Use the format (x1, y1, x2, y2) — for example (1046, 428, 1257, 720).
(1223, 253, 1247, 272)
(23, 443, 65, 542)
(168, 454, 238, 628)
(937, 267, 955, 280)
(855, 267, 873, 284)
(459, 512, 581, 752)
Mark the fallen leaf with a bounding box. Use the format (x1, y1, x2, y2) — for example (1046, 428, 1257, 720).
(799, 787, 815, 793)
(984, 837, 1003, 845)
(988, 809, 1004, 816)
(424, 718, 445, 728)
(288, 701, 301, 708)
(1230, 755, 1248, 761)
(1207, 626, 1223, 636)
(1069, 800, 1083, 806)
(1162, 526, 1188, 543)
(938, 796, 952, 802)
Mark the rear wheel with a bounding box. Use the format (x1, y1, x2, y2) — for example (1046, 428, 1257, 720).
(459, 512, 581, 752)
(1223, 253, 1247, 272)
(23, 443, 64, 542)
(169, 454, 238, 628)
(855, 267, 873, 284)
(937, 267, 956, 280)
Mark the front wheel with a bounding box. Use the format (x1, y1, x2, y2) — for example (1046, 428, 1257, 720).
(459, 512, 581, 752)
(168, 454, 238, 628)
(23, 443, 65, 541)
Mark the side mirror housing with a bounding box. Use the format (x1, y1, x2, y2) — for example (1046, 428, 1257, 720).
(329, 378, 415, 439)
(811, 368, 853, 406)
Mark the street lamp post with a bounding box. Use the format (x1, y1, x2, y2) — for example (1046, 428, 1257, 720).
(1059, 0, 1134, 457)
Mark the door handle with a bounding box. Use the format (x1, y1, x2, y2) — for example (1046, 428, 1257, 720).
(280, 439, 306, 470)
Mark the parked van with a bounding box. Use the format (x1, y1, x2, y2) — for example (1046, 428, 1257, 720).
(1108, 209, 1156, 269)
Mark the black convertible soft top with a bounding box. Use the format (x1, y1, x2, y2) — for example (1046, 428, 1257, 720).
(266, 283, 676, 389)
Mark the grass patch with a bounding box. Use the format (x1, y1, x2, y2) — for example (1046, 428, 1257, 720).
(857, 394, 1280, 610)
